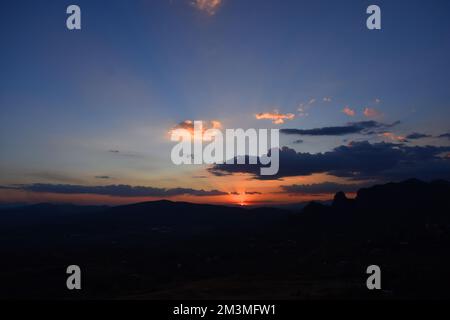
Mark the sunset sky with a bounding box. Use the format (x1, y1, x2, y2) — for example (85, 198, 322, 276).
(1, 0, 450, 206)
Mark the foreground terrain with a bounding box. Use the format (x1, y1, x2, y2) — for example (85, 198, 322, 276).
(1, 179, 449, 299)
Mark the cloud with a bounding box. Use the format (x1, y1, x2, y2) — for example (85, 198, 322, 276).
(342, 106, 356, 117)
(297, 99, 317, 118)
(364, 107, 382, 118)
(280, 121, 398, 136)
(323, 97, 332, 102)
(95, 176, 112, 180)
(406, 132, 432, 140)
(4, 184, 227, 197)
(379, 132, 407, 142)
(192, 0, 222, 15)
(438, 133, 450, 139)
(255, 111, 295, 124)
(210, 141, 450, 181)
(229, 191, 262, 195)
(297, 107, 309, 118)
(281, 182, 368, 195)
(172, 120, 222, 131)
(169, 120, 222, 140)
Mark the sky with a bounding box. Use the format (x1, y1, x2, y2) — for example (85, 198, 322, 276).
(1, 0, 450, 206)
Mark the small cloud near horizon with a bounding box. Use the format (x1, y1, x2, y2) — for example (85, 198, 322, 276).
(2, 183, 228, 198)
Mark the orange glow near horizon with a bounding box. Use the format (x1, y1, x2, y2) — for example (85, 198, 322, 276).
(0, 172, 360, 207)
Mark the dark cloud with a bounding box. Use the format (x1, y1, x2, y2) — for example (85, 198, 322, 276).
(292, 139, 304, 144)
(4, 184, 227, 197)
(438, 133, 450, 139)
(229, 191, 262, 195)
(210, 141, 450, 181)
(280, 121, 400, 137)
(406, 133, 431, 140)
(281, 182, 369, 194)
(95, 176, 111, 179)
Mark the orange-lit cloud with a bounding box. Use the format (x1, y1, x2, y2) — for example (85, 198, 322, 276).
(379, 132, 406, 142)
(364, 107, 382, 118)
(192, 0, 222, 15)
(255, 111, 295, 124)
(342, 106, 356, 117)
(169, 120, 222, 140)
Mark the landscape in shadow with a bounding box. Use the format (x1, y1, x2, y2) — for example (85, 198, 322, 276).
(1, 179, 449, 300)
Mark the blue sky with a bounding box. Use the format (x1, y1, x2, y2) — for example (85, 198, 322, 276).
(1, 0, 450, 205)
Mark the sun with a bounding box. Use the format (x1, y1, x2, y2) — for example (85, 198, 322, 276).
(227, 191, 248, 206)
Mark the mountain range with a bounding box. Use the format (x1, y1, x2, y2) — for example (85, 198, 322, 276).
(0, 179, 449, 299)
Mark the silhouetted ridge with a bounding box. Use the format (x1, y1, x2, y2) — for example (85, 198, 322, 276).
(1, 178, 450, 299)
(302, 201, 330, 216)
(354, 179, 450, 211)
(299, 179, 450, 218)
(332, 191, 355, 210)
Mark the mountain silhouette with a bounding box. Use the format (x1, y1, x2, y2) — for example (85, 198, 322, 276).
(0, 179, 449, 299)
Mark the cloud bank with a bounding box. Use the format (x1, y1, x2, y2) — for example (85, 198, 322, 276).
(280, 121, 399, 136)
(210, 141, 450, 181)
(3, 184, 227, 197)
(281, 182, 368, 194)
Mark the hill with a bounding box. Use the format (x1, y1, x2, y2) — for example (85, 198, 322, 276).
(0, 179, 449, 299)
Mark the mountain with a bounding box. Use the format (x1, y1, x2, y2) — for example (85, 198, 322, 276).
(0, 200, 290, 239)
(0, 179, 449, 299)
(301, 178, 450, 224)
